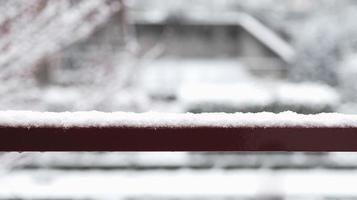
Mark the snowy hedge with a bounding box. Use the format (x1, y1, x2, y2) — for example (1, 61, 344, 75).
(179, 82, 340, 114)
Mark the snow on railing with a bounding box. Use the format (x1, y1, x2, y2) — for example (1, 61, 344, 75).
(1, 111, 357, 151)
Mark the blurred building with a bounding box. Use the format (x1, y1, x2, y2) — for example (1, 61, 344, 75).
(131, 10, 295, 78)
(0, 0, 342, 113)
(36, 1, 294, 86)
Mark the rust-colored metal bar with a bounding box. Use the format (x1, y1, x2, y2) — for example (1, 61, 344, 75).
(0, 126, 357, 151)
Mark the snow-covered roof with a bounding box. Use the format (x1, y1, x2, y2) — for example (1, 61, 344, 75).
(1, 110, 357, 128)
(130, 11, 296, 62)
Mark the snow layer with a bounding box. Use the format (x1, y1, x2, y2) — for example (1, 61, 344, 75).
(1, 111, 357, 128)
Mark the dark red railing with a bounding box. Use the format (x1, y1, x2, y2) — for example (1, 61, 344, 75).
(1, 126, 357, 151)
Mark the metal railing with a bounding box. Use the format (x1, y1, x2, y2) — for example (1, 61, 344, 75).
(1, 126, 356, 151)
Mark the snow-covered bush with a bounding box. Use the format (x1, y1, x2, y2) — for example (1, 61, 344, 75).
(0, 0, 146, 111)
(179, 82, 339, 114)
(275, 83, 340, 113)
(234, 0, 357, 86)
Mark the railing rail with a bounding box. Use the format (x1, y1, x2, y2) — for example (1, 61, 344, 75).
(1, 126, 357, 151)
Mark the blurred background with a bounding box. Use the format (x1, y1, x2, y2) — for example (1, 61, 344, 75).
(2, 0, 357, 199)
